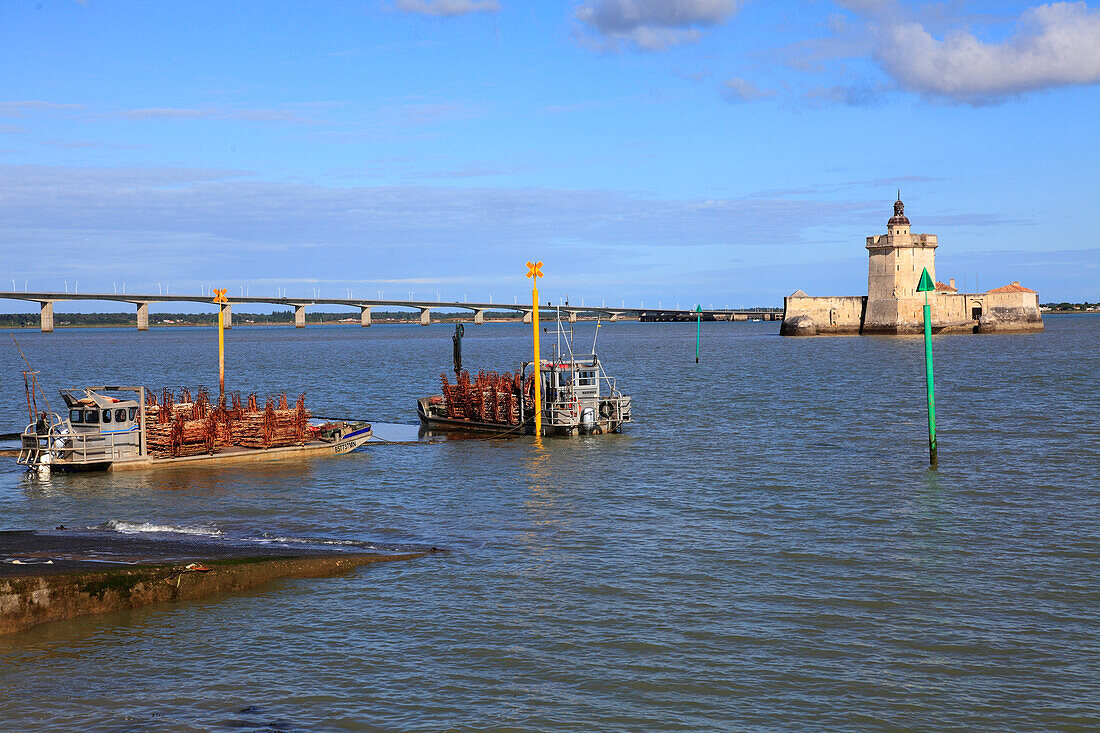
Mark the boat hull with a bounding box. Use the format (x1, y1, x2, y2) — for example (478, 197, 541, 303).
(417, 397, 625, 437)
(23, 428, 373, 472)
(417, 398, 530, 435)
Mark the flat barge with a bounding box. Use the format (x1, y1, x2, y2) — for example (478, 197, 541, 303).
(17, 385, 371, 472)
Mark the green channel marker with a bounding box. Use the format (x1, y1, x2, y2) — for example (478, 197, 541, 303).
(695, 304, 702, 363)
(916, 267, 938, 467)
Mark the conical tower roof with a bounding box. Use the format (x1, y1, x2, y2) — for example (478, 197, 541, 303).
(888, 191, 910, 227)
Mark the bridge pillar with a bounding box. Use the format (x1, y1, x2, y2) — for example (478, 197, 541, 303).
(360, 305, 371, 327)
(609, 312, 622, 322)
(221, 303, 232, 329)
(294, 305, 305, 328)
(473, 309, 485, 325)
(136, 302, 149, 331)
(522, 310, 532, 324)
(40, 301, 54, 333)
(568, 311, 577, 324)
(419, 307, 431, 326)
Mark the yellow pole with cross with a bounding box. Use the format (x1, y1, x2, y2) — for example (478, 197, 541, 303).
(526, 261, 543, 437)
(212, 288, 229, 399)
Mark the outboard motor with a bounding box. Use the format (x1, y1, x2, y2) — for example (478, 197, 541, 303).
(579, 406, 596, 435)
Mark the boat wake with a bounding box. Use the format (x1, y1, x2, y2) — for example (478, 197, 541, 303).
(96, 520, 225, 538)
(90, 521, 418, 553)
(255, 533, 389, 551)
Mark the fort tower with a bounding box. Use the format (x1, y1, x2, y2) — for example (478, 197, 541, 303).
(864, 194, 938, 333)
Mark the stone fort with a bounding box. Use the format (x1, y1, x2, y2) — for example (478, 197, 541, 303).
(781, 195, 1044, 336)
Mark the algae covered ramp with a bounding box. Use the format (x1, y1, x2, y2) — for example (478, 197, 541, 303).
(0, 530, 437, 635)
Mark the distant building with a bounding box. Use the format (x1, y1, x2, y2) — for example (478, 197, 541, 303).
(781, 195, 1044, 336)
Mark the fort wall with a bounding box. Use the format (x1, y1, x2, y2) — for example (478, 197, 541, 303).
(780, 295, 864, 336)
(784, 290, 1043, 336)
(978, 290, 1044, 333)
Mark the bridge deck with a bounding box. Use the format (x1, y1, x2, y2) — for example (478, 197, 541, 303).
(0, 291, 781, 331)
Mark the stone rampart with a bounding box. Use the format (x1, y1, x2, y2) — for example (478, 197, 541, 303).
(977, 291, 1044, 333)
(781, 295, 865, 336)
(784, 290, 1044, 336)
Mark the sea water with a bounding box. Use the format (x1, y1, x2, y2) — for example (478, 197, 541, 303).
(0, 317, 1097, 731)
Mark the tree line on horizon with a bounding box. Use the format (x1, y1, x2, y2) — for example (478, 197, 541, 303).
(1041, 302, 1098, 312)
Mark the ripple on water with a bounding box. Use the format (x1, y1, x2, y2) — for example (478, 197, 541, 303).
(0, 318, 1097, 730)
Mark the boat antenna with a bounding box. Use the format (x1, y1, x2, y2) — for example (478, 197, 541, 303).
(556, 302, 561, 361)
(569, 307, 574, 352)
(565, 315, 575, 363)
(591, 315, 601, 357)
(11, 334, 52, 421)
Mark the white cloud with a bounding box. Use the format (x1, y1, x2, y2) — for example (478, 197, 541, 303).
(117, 108, 207, 120)
(835, 0, 896, 14)
(0, 163, 871, 290)
(804, 81, 889, 106)
(0, 100, 84, 116)
(874, 1, 1100, 103)
(576, 0, 745, 50)
(40, 140, 147, 150)
(720, 77, 774, 102)
(394, 0, 500, 16)
(112, 106, 319, 123)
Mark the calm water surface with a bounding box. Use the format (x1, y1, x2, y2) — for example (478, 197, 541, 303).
(0, 317, 1097, 731)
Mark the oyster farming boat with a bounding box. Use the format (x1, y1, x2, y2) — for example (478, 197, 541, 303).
(418, 318, 632, 436)
(17, 385, 372, 472)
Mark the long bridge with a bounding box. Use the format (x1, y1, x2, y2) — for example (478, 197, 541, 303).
(0, 291, 782, 332)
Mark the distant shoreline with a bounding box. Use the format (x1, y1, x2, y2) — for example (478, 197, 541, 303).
(1041, 309, 1100, 314)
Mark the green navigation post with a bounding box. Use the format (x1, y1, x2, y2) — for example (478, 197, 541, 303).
(916, 267, 938, 467)
(695, 305, 702, 363)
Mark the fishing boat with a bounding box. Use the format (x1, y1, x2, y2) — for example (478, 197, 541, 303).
(17, 385, 372, 473)
(417, 317, 632, 436)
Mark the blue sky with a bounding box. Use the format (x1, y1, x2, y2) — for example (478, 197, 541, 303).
(1, 0, 1098, 311)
